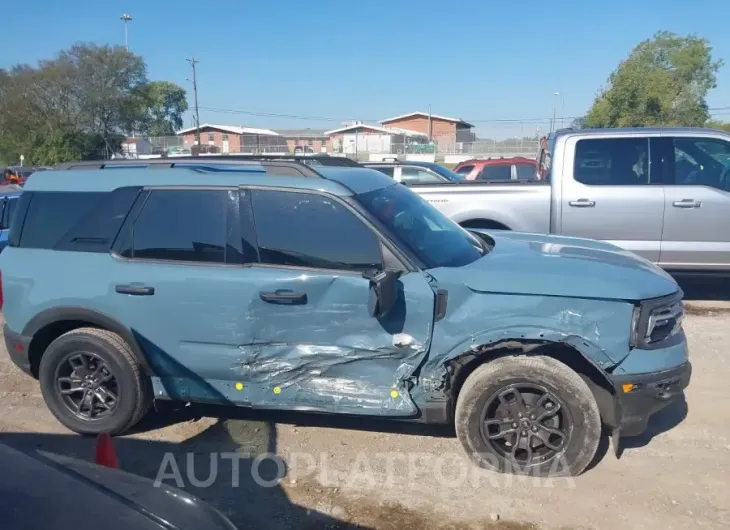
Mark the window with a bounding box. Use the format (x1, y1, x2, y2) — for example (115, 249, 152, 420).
(369, 166, 395, 178)
(122, 189, 229, 263)
(400, 167, 444, 185)
(1, 197, 17, 230)
(251, 190, 382, 271)
(208, 132, 214, 142)
(573, 138, 650, 185)
(455, 165, 474, 175)
(222, 133, 229, 141)
(476, 165, 512, 181)
(514, 163, 537, 180)
(18, 192, 105, 249)
(671, 137, 730, 190)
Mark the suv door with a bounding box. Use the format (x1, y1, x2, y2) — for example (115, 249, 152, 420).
(242, 188, 436, 416)
(658, 136, 730, 270)
(559, 135, 665, 262)
(110, 187, 253, 404)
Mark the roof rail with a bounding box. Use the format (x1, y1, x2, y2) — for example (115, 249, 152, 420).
(53, 158, 324, 178)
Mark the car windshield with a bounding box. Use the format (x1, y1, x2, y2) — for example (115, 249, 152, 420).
(356, 183, 486, 269)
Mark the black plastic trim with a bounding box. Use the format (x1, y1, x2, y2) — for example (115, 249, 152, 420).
(3, 324, 33, 376)
(21, 307, 157, 376)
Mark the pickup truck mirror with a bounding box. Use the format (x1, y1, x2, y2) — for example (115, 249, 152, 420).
(363, 269, 400, 319)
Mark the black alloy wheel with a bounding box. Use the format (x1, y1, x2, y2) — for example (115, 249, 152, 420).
(55, 352, 119, 420)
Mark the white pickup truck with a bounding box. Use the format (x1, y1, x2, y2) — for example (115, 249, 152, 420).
(403, 127, 730, 274)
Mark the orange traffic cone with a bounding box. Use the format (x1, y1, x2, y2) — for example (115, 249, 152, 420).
(95, 432, 120, 469)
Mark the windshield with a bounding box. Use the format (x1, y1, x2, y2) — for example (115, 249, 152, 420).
(356, 184, 486, 268)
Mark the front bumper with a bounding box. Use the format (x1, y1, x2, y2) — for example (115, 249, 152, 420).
(610, 360, 691, 438)
(3, 324, 33, 377)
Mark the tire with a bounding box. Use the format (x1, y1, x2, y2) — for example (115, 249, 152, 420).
(455, 355, 601, 477)
(39, 328, 152, 435)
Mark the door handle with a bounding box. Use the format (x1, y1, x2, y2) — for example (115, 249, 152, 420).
(115, 284, 155, 296)
(672, 199, 701, 208)
(259, 289, 308, 305)
(568, 199, 596, 207)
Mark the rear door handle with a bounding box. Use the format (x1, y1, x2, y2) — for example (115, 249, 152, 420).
(568, 199, 596, 207)
(259, 289, 307, 305)
(115, 284, 155, 296)
(672, 199, 701, 208)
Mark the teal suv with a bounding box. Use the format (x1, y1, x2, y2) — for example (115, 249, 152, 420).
(0, 159, 691, 476)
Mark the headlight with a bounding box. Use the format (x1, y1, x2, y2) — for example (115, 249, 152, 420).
(631, 293, 684, 348)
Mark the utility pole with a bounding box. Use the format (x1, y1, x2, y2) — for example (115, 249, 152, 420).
(120, 14, 132, 51)
(186, 57, 201, 147)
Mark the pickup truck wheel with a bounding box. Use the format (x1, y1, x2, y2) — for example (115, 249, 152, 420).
(38, 328, 152, 436)
(455, 355, 601, 476)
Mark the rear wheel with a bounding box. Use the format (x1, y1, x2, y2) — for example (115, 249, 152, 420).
(39, 328, 151, 435)
(455, 355, 601, 476)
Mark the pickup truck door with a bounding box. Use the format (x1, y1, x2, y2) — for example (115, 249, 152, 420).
(240, 188, 436, 417)
(658, 136, 730, 270)
(558, 136, 665, 262)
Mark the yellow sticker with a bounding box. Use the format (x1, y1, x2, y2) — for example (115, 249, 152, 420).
(273, 386, 282, 394)
(235, 382, 244, 391)
(390, 390, 399, 398)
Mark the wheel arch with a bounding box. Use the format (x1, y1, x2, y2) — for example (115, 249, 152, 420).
(23, 307, 155, 379)
(445, 338, 619, 430)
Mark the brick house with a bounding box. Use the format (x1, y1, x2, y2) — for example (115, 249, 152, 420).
(379, 112, 475, 151)
(325, 123, 428, 155)
(176, 124, 287, 154)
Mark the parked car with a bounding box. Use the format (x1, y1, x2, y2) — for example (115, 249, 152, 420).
(1, 158, 690, 476)
(294, 145, 315, 155)
(363, 160, 464, 185)
(3, 166, 50, 186)
(0, 440, 238, 529)
(411, 127, 730, 275)
(453, 157, 538, 181)
(0, 184, 22, 252)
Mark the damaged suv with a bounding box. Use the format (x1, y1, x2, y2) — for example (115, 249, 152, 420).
(1, 159, 690, 476)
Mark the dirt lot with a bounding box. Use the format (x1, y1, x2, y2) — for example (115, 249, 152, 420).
(1, 280, 729, 529)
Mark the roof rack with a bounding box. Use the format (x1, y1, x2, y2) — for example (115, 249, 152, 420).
(53, 158, 325, 178)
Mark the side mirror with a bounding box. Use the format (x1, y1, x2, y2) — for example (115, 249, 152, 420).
(364, 269, 400, 319)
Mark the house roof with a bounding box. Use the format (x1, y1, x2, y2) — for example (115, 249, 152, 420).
(324, 123, 428, 137)
(176, 123, 280, 136)
(275, 128, 329, 137)
(379, 112, 474, 128)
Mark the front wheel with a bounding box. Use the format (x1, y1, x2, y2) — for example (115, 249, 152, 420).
(455, 355, 601, 476)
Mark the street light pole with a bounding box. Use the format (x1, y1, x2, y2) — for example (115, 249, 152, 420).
(186, 57, 201, 147)
(120, 14, 132, 51)
(554, 91, 565, 129)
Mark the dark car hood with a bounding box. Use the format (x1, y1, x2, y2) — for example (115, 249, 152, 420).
(429, 230, 678, 302)
(0, 442, 236, 530)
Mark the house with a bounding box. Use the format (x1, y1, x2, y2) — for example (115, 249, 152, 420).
(379, 112, 475, 151)
(324, 122, 428, 155)
(275, 129, 330, 153)
(176, 124, 287, 154)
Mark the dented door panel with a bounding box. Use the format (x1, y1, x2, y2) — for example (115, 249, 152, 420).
(233, 266, 435, 416)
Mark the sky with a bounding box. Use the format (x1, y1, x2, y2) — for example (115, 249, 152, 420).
(3, 0, 730, 139)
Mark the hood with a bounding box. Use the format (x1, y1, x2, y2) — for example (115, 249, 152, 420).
(430, 230, 678, 302)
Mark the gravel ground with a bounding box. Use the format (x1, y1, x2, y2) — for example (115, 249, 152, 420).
(1, 280, 729, 529)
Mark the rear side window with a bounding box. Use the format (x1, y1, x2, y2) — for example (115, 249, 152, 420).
(14, 189, 141, 252)
(574, 138, 650, 185)
(477, 165, 512, 181)
(251, 190, 382, 271)
(120, 189, 231, 264)
(370, 166, 395, 178)
(456, 165, 474, 175)
(514, 163, 537, 180)
(17, 192, 106, 249)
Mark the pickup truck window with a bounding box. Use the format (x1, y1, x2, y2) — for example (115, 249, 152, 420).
(357, 184, 485, 269)
(574, 138, 650, 185)
(477, 165, 512, 181)
(401, 167, 445, 185)
(672, 137, 730, 191)
(251, 189, 383, 272)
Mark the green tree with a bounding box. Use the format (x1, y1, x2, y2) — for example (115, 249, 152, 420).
(585, 31, 723, 128)
(136, 81, 189, 137)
